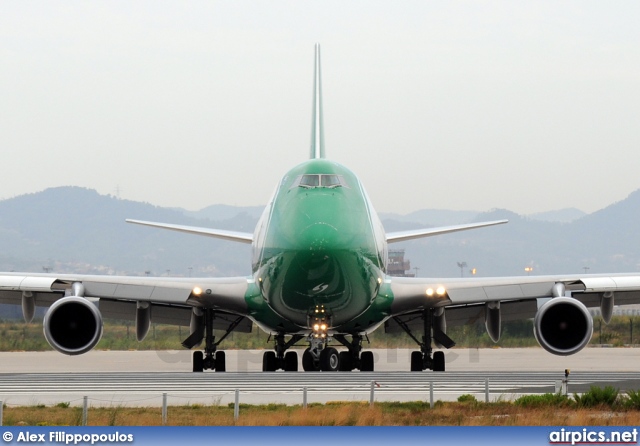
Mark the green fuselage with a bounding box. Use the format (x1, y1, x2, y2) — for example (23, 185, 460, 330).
(250, 159, 391, 334)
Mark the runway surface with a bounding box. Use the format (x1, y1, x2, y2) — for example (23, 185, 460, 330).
(1, 348, 639, 406)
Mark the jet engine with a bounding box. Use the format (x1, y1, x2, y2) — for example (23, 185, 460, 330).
(533, 296, 593, 356)
(43, 296, 103, 355)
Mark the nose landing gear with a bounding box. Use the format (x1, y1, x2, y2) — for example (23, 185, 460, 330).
(300, 333, 374, 372)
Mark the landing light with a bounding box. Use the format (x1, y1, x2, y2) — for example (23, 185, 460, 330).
(426, 288, 434, 296)
(192, 287, 203, 296)
(436, 286, 446, 296)
(311, 317, 329, 336)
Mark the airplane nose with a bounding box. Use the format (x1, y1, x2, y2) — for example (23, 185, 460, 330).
(300, 222, 340, 251)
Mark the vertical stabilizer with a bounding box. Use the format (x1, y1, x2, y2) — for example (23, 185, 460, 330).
(310, 43, 325, 159)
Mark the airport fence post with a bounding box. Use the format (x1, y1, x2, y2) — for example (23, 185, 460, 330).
(162, 393, 167, 425)
(485, 378, 489, 403)
(429, 381, 434, 409)
(303, 387, 307, 409)
(234, 389, 240, 421)
(0, 400, 3, 426)
(369, 381, 375, 407)
(82, 396, 88, 426)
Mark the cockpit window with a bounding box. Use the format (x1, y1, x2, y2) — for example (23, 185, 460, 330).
(299, 174, 320, 187)
(292, 174, 348, 189)
(321, 174, 342, 187)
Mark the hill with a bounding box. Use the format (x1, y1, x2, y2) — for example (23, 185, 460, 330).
(1, 186, 639, 278)
(0, 187, 254, 276)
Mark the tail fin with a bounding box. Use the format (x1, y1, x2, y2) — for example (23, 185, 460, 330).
(310, 43, 325, 159)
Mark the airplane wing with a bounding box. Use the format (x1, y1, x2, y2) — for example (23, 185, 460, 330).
(0, 272, 254, 340)
(386, 220, 508, 243)
(385, 273, 640, 355)
(0, 272, 251, 313)
(0, 219, 254, 361)
(126, 219, 253, 244)
(388, 273, 640, 316)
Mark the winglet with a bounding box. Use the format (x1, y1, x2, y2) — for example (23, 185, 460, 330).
(310, 43, 325, 159)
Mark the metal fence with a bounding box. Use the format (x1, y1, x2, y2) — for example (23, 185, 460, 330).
(0, 376, 574, 426)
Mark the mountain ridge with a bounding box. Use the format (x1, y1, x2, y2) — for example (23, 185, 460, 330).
(1, 186, 639, 278)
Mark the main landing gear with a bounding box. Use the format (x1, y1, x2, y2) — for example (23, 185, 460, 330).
(183, 308, 244, 373)
(262, 333, 304, 371)
(393, 308, 455, 372)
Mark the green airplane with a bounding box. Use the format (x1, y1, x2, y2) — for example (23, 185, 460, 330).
(2, 44, 640, 372)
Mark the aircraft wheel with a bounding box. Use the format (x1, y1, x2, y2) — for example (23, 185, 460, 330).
(193, 351, 204, 373)
(215, 351, 226, 372)
(339, 351, 353, 371)
(284, 351, 298, 371)
(319, 347, 340, 372)
(410, 351, 423, 371)
(262, 351, 277, 372)
(433, 351, 445, 372)
(360, 351, 374, 372)
(302, 348, 317, 371)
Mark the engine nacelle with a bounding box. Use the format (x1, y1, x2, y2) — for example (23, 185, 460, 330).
(534, 296, 593, 356)
(43, 296, 103, 355)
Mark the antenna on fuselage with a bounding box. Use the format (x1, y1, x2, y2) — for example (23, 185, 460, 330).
(310, 43, 325, 159)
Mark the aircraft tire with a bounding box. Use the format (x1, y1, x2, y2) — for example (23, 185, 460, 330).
(410, 351, 423, 371)
(360, 351, 374, 372)
(262, 351, 277, 372)
(319, 347, 340, 372)
(215, 351, 226, 372)
(284, 351, 298, 371)
(339, 351, 353, 371)
(433, 351, 445, 372)
(193, 351, 204, 373)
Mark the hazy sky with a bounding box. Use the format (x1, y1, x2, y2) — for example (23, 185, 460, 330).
(1, 1, 639, 215)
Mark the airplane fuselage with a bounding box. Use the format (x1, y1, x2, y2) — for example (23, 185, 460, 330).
(250, 159, 389, 334)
